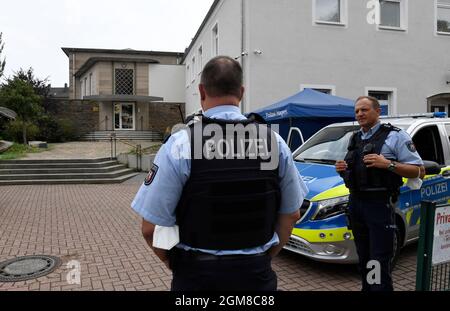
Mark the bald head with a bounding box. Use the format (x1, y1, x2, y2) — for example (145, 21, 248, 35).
(200, 56, 243, 99)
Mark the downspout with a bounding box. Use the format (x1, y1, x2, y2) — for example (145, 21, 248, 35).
(72, 53, 76, 99)
(240, 0, 246, 114)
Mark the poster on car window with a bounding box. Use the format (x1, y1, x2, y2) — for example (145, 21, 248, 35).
(432, 204, 450, 265)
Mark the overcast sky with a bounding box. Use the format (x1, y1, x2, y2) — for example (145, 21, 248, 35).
(0, 0, 214, 86)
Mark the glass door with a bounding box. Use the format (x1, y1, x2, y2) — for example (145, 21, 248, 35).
(114, 103, 135, 130)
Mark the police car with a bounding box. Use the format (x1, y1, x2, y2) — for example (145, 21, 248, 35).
(285, 113, 450, 263)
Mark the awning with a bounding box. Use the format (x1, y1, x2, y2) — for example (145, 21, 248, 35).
(83, 95, 164, 102)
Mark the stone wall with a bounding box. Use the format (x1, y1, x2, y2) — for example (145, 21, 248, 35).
(148, 102, 185, 134)
(46, 99, 99, 137)
(44, 99, 184, 138)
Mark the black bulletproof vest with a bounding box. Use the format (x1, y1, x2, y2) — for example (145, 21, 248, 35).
(343, 123, 403, 193)
(176, 116, 281, 250)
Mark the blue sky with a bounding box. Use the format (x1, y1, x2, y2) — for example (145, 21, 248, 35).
(0, 0, 214, 86)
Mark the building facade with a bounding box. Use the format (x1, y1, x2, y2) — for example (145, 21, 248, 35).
(183, 0, 450, 116)
(63, 47, 185, 135)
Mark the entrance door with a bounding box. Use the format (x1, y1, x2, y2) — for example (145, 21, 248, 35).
(428, 93, 450, 114)
(114, 103, 135, 130)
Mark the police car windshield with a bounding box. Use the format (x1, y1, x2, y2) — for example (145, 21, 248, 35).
(294, 126, 360, 163)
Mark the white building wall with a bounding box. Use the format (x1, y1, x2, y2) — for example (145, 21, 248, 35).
(184, 0, 450, 115)
(148, 64, 185, 102)
(246, 0, 450, 114)
(183, 0, 243, 115)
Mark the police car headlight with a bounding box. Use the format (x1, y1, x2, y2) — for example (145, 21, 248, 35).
(313, 195, 349, 220)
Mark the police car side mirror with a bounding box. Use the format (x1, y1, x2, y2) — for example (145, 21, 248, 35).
(423, 160, 442, 175)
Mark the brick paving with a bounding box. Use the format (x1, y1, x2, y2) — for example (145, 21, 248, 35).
(0, 174, 418, 291)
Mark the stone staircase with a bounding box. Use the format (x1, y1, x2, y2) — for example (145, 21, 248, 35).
(81, 131, 162, 141)
(0, 158, 139, 185)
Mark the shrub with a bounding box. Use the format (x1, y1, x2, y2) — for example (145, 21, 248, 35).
(36, 115, 58, 142)
(36, 116, 77, 142)
(57, 118, 77, 142)
(3, 120, 39, 143)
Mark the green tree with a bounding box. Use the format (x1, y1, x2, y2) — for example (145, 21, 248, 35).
(0, 78, 42, 144)
(0, 32, 5, 79)
(5, 67, 50, 98)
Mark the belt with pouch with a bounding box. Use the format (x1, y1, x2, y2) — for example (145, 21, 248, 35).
(173, 248, 268, 261)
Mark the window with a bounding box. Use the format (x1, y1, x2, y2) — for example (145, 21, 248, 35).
(437, 0, 450, 34)
(368, 90, 391, 114)
(314, 89, 332, 94)
(427, 93, 450, 114)
(412, 125, 444, 165)
(295, 126, 360, 162)
(431, 105, 447, 113)
(115, 69, 134, 95)
(378, 0, 407, 30)
(445, 124, 450, 143)
(212, 23, 219, 56)
(300, 84, 336, 95)
(198, 46, 203, 74)
(366, 87, 397, 115)
(314, 0, 346, 25)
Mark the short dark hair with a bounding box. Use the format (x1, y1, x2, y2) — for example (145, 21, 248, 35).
(356, 96, 380, 110)
(200, 56, 243, 98)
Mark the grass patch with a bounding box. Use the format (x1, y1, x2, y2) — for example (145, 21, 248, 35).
(0, 143, 50, 160)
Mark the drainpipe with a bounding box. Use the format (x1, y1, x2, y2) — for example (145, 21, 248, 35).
(72, 53, 76, 99)
(241, 0, 247, 114)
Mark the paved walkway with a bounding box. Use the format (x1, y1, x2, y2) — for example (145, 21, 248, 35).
(0, 174, 418, 291)
(23, 141, 159, 160)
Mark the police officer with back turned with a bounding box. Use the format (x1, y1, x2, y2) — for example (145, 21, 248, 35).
(132, 56, 308, 291)
(335, 96, 424, 291)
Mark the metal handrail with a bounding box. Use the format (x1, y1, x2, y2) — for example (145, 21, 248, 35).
(116, 138, 136, 148)
(110, 133, 117, 160)
(109, 134, 143, 171)
(141, 144, 161, 154)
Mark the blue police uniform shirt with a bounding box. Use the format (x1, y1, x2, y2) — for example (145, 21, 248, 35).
(360, 122, 423, 165)
(132, 105, 309, 255)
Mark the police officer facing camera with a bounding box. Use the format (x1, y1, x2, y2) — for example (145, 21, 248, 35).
(335, 96, 425, 292)
(132, 56, 308, 291)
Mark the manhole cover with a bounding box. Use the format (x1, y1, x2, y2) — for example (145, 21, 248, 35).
(0, 255, 61, 282)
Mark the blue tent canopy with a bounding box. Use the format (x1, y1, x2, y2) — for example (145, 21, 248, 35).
(252, 89, 387, 149)
(255, 88, 357, 121)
